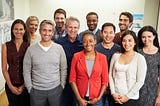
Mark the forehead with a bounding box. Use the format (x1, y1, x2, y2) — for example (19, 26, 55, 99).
(14, 23, 24, 28)
(29, 20, 39, 24)
(41, 23, 53, 29)
(83, 34, 94, 39)
(103, 26, 114, 30)
(87, 15, 97, 20)
(67, 20, 79, 26)
(119, 15, 129, 20)
(55, 13, 65, 18)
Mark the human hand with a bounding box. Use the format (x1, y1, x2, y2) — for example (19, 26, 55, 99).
(17, 85, 25, 94)
(155, 96, 160, 106)
(9, 85, 21, 95)
(112, 93, 122, 104)
(119, 95, 129, 103)
(78, 98, 88, 106)
(88, 98, 99, 104)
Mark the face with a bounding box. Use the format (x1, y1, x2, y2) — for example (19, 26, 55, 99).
(83, 34, 96, 52)
(28, 20, 39, 34)
(122, 34, 135, 52)
(119, 15, 132, 32)
(66, 20, 79, 39)
(39, 24, 54, 42)
(141, 31, 155, 46)
(54, 13, 66, 28)
(86, 15, 98, 31)
(101, 26, 115, 44)
(13, 23, 25, 39)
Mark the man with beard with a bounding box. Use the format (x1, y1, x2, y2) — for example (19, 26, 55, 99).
(52, 8, 67, 42)
(79, 12, 102, 44)
(113, 12, 133, 45)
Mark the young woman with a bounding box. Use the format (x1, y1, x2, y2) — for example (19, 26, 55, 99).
(1, 19, 30, 106)
(69, 31, 108, 106)
(137, 25, 160, 106)
(26, 16, 40, 45)
(109, 30, 147, 106)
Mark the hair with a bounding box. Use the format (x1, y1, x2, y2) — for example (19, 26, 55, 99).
(11, 19, 28, 42)
(138, 25, 159, 48)
(26, 16, 39, 41)
(119, 12, 133, 23)
(39, 20, 55, 31)
(54, 8, 66, 19)
(101, 22, 116, 32)
(86, 12, 98, 19)
(26, 16, 39, 28)
(120, 30, 138, 53)
(65, 16, 80, 28)
(82, 31, 96, 41)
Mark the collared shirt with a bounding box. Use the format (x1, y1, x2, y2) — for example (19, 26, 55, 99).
(79, 28, 102, 44)
(56, 35, 84, 82)
(52, 26, 67, 42)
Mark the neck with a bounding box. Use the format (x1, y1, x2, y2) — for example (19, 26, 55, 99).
(56, 25, 65, 32)
(102, 42, 114, 49)
(14, 38, 23, 44)
(143, 44, 155, 49)
(124, 50, 135, 56)
(68, 36, 76, 43)
(85, 50, 96, 59)
(40, 41, 52, 47)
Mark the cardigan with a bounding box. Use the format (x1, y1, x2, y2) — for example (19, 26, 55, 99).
(69, 50, 108, 99)
(109, 52, 147, 99)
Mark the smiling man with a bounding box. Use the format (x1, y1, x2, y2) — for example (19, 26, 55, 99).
(113, 12, 133, 45)
(79, 12, 103, 44)
(23, 20, 67, 106)
(52, 8, 67, 42)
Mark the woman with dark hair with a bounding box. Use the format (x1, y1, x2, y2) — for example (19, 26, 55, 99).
(2, 19, 30, 106)
(137, 25, 160, 106)
(109, 30, 147, 106)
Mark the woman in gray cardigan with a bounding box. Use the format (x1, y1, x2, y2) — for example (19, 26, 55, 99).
(109, 30, 147, 106)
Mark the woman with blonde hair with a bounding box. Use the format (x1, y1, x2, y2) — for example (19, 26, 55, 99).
(26, 16, 40, 45)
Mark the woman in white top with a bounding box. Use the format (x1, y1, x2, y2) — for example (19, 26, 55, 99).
(26, 16, 41, 45)
(109, 30, 147, 106)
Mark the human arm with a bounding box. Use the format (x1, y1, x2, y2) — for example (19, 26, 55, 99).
(154, 65, 160, 106)
(126, 53, 147, 99)
(109, 53, 123, 104)
(23, 47, 32, 93)
(59, 46, 67, 88)
(69, 54, 88, 106)
(71, 82, 88, 106)
(1, 44, 21, 95)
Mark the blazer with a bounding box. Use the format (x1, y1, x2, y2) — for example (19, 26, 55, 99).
(69, 50, 108, 99)
(109, 52, 147, 99)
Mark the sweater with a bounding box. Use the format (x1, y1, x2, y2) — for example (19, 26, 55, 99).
(23, 42, 67, 92)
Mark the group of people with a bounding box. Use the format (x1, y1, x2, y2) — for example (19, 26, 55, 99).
(1, 8, 160, 106)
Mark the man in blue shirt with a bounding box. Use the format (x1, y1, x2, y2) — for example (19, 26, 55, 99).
(95, 22, 121, 106)
(56, 16, 83, 106)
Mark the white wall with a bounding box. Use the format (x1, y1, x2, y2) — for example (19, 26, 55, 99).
(30, 0, 145, 33)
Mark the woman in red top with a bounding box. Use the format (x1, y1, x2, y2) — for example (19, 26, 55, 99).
(69, 31, 108, 106)
(2, 19, 30, 106)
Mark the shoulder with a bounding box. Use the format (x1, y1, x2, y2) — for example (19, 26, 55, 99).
(135, 52, 146, 61)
